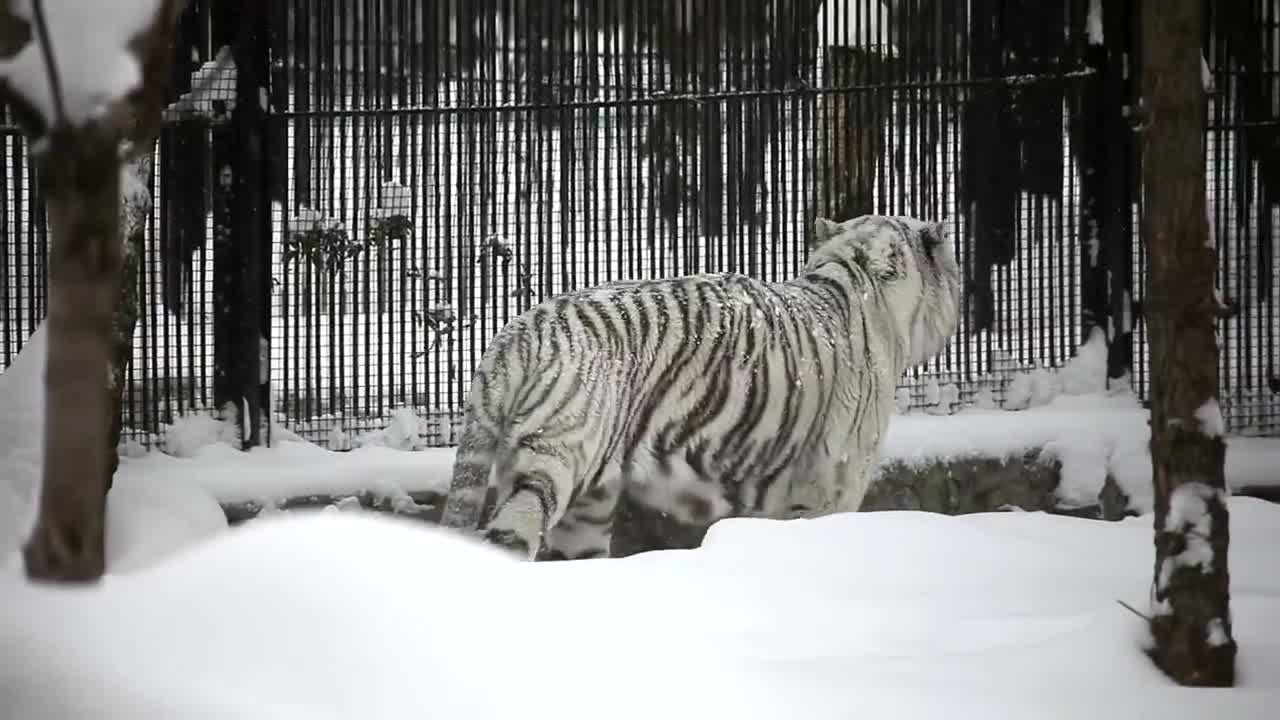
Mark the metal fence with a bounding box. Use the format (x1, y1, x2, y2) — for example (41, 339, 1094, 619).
(2, 0, 1279, 446)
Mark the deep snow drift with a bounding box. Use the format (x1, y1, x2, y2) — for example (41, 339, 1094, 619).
(0, 327, 228, 574)
(2, 328, 1280, 717)
(0, 499, 1277, 719)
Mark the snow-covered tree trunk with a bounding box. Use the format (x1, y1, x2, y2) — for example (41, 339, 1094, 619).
(0, 0, 185, 582)
(1140, 0, 1236, 686)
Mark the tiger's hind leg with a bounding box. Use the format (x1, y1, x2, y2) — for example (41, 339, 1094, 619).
(482, 449, 576, 561)
(542, 480, 621, 561)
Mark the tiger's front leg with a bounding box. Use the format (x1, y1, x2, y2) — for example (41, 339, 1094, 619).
(831, 448, 881, 514)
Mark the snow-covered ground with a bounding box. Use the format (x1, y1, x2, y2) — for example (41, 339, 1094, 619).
(4, 319, 1280, 571)
(3, 335, 1280, 716)
(1, 492, 1278, 717)
(0, 326, 227, 573)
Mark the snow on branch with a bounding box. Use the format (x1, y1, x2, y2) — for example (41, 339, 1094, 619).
(0, 0, 169, 139)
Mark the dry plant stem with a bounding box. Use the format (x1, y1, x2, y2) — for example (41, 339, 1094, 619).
(22, 125, 123, 583)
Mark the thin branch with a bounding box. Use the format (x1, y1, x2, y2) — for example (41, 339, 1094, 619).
(29, 0, 66, 128)
(1117, 599, 1152, 622)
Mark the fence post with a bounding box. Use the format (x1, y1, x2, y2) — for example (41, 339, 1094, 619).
(210, 0, 270, 448)
(210, 0, 235, 427)
(961, 0, 1020, 340)
(266, 0, 290, 446)
(1077, 0, 1138, 385)
(232, 4, 271, 448)
(160, 3, 209, 320)
(1105, 0, 1139, 385)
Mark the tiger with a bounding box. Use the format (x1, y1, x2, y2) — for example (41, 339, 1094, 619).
(438, 213, 963, 560)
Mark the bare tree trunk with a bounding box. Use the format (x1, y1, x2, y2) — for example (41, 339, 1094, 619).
(22, 125, 123, 581)
(1141, 0, 1237, 686)
(0, 0, 186, 583)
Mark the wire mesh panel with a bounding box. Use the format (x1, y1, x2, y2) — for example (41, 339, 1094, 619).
(0, 124, 47, 366)
(263, 0, 1098, 445)
(2, 0, 1279, 444)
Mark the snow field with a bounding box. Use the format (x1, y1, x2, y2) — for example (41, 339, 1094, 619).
(2, 332, 1280, 716)
(0, 494, 1277, 718)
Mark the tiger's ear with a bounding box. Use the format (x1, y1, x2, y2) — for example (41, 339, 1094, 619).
(809, 216, 841, 250)
(920, 221, 946, 254)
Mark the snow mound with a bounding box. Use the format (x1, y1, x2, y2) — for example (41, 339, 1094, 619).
(0, 325, 47, 559)
(162, 411, 240, 458)
(1002, 330, 1110, 412)
(2, 500, 1279, 718)
(0, 324, 228, 574)
(0, 511, 755, 720)
(882, 390, 1280, 513)
(119, 441, 456, 505)
(102, 474, 228, 574)
(354, 406, 426, 451)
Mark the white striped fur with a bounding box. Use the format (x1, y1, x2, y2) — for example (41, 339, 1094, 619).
(439, 214, 963, 560)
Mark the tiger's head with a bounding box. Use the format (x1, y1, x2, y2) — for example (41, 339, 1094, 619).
(807, 214, 962, 368)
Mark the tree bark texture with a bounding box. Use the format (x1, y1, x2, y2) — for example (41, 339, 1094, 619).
(1141, 0, 1236, 686)
(0, 0, 187, 583)
(22, 125, 123, 582)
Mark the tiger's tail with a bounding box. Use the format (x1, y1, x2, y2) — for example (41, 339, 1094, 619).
(439, 417, 499, 532)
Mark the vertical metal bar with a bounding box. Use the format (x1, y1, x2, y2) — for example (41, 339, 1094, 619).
(1, 132, 10, 366)
(601, 0, 616, 284)
(443, 0, 458, 411)
(628, 0, 641, 281)
(402, 0, 417, 413)
(1266, 0, 1279, 431)
(293, 0, 311, 208)
(557, 2, 573, 294)
(360, 0, 372, 426)
(15, 141, 26, 337)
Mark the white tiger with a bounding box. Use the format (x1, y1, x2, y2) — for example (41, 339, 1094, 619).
(439, 213, 963, 560)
